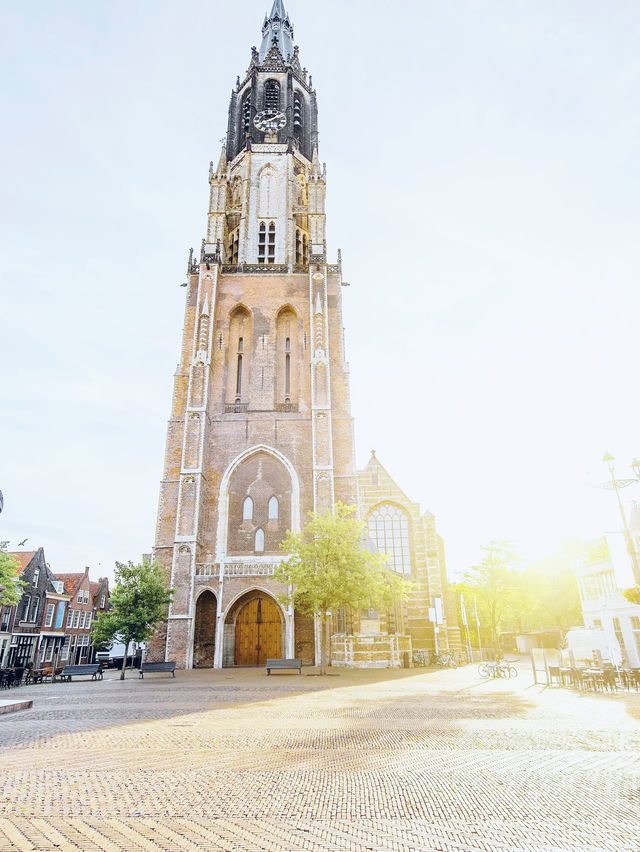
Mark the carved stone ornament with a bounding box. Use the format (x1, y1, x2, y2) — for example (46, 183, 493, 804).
(183, 476, 196, 485)
(189, 412, 201, 421)
(204, 274, 214, 281)
(312, 273, 324, 282)
(178, 545, 191, 555)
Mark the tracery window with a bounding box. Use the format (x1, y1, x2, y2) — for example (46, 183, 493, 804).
(268, 222, 276, 264)
(368, 504, 411, 574)
(258, 222, 266, 263)
(255, 529, 265, 553)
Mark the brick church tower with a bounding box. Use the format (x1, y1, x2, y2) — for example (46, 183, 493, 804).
(151, 1, 461, 670)
(151, 0, 358, 669)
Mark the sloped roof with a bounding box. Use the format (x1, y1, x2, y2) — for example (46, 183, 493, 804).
(54, 573, 84, 595)
(6, 551, 37, 574)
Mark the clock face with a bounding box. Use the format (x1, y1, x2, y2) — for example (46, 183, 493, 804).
(254, 109, 287, 133)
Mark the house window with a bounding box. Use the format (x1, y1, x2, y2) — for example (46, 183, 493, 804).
(20, 596, 31, 622)
(100, 595, 106, 609)
(28, 597, 39, 623)
(86, 611, 92, 629)
(367, 504, 412, 574)
(67, 608, 74, 628)
(45, 603, 55, 628)
(243, 497, 254, 521)
(80, 611, 86, 629)
(255, 529, 265, 553)
(73, 610, 80, 628)
(44, 639, 54, 663)
(0, 608, 9, 632)
(268, 496, 279, 521)
(61, 637, 70, 661)
(33, 568, 40, 586)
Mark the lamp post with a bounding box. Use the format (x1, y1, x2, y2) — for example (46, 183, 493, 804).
(599, 452, 640, 586)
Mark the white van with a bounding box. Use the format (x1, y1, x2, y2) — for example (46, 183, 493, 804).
(563, 627, 614, 666)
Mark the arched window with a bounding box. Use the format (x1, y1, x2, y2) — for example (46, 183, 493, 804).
(243, 497, 253, 521)
(368, 504, 411, 574)
(236, 337, 243, 396)
(264, 80, 280, 111)
(241, 91, 251, 136)
(255, 528, 265, 553)
(268, 222, 276, 264)
(258, 222, 266, 264)
(268, 496, 279, 520)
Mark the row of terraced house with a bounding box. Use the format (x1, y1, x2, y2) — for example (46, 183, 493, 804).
(0, 548, 110, 670)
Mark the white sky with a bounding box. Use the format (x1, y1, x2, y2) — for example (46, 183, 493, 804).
(1, 0, 639, 584)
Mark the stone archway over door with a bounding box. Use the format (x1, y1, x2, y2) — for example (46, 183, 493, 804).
(193, 591, 217, 668)
(235, 596, 282, 667)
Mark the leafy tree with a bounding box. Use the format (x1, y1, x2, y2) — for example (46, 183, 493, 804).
(275, 502, 409, 675)
(0, 544, 23, 607)
(454, 541, 522, 650)
(522, 539, 583, 633)
(624, 587, 640, 605)
(92, 559, 173, 679)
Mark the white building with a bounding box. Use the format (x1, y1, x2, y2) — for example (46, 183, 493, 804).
(574, 505, 640, 667)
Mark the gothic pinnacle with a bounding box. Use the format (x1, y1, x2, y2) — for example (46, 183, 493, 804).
(259, 0, 294, 61)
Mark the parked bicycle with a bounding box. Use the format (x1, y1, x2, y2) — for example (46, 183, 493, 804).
(478, 661, 518, 679)
(412, 649, 431, 667)
(433, 651, 458, 668)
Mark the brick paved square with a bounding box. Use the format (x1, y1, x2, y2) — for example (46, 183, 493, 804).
(1, 663, 639, 851)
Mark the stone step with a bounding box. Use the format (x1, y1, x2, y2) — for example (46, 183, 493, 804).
(0, 698, 33, 715)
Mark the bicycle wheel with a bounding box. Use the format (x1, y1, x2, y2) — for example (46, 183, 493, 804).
(507, 665, 518, 678)
(478, 663, 490, 678)
(496, 665, 509, 678)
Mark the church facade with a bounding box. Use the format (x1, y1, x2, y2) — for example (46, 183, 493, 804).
(150, 1, 459, 669)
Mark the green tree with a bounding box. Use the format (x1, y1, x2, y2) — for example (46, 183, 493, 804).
(274, 502, 409, 675)
(522, 539, 583, 633)
(624, 587, 640, 605)
(454, 541, 522, 651)
(0, 544, 23, 607)
(92, 559, 173, 680)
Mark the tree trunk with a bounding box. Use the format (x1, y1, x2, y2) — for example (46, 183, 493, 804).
(319, 616, 328, 676)
(120, 640, 130, 681)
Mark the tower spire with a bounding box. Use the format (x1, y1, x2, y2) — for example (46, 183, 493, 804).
(259, 0, 294, 62)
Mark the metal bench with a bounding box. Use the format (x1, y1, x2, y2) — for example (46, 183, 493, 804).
(266, 658, 302, 675)
(60, 664, 103, 682)
(139, 661, 176, 678)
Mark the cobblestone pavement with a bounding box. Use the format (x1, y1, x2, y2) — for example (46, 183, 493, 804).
(1, 662, 639, 851)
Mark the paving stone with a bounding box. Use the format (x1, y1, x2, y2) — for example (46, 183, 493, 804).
(0, 664, 638, 850)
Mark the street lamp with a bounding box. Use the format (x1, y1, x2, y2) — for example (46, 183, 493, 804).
(598, 452, 640, 586)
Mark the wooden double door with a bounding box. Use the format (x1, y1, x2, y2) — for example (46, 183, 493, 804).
(235, 596, 283, 667)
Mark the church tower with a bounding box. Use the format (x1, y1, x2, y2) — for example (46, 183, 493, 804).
(151, 1, 358, 669)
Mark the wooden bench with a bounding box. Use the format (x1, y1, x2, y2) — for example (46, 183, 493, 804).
(60, 664, 103, 682)
(266, 658, 302, 675)
(139, 661, 176, 679)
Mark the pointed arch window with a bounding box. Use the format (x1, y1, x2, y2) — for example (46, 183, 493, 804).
(268, 496, 279, 520)
(228, 227, 239, 265)
(295, 229, 309, 266)
(243, 497, 254, 521)
(258, 222, 266, 264)
(367, 504, 411, 574)
(293, 93, 303, 139)
(241, 91, 252, 136)
(268, 222, 276, 264)
(236, 337, 244, 396)
(264, 80, 280, 111)
(255, 528, 265, 553)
